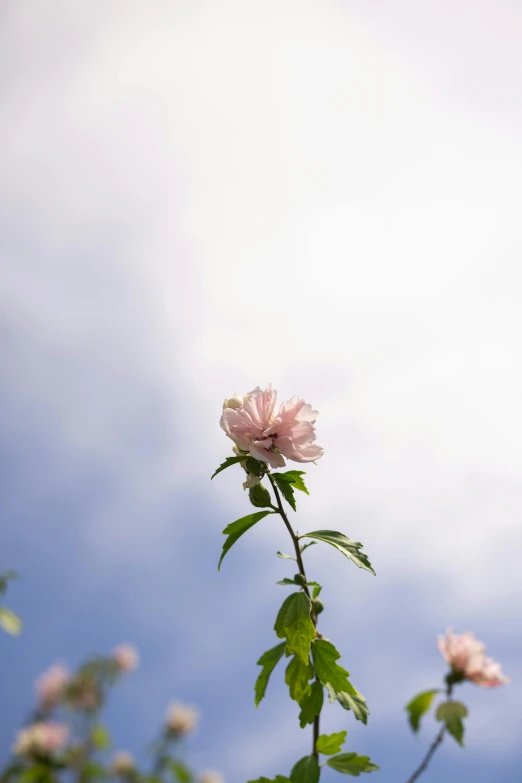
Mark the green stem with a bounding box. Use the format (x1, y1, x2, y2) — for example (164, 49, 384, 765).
(404, 683, 454, 783)
(268, 474, 319, 759)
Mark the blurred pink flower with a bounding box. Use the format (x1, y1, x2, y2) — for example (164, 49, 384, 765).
(165, 701, 199, 736)
(438, 628, 510, 687)
(220, 384, 324, 468)
(111, 751, 135, 776)
(200, 771, 224, 783)
(35, 664, 69, 708)
(13, 722, 69, 756)
(112, 643, 140, 673)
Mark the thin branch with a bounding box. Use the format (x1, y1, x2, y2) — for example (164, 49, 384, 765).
(404, 726, 445, 783)
(405, 682, 453, 783)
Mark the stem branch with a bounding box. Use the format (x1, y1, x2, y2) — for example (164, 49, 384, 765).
(404, 683, 453, 783)
(404, 727, 445, 783)
(268, 474, 319, 758)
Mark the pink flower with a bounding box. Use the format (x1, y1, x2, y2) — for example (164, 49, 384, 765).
(438, 628, 510, 687)
(220, 385, 324, 468)
(35, 664, 69, 708)
(112, 643, 140, 673)
(13, 722, 69, 756)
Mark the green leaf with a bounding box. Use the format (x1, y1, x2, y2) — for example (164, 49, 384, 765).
(277, 578, 299, 585)
(335, 687, 370, 725)
(255, 642, 286, 706)
(285, 656, 314, 704)
(170, 761, 193, 783)
(218, 511, 272, 570)
(326, 754, 379, 776)
(272, 473, 297, 511)
(277, 552, 296, 560)
(312, 639, 350, 693)
(316, 731, 347, 755)
(90, 723, 111, 750)
(245, 457, 265, 474)
(300, 542, 317, 554)
(290, 755, 320, 783)
(281, 471, 310, 495)
(312, 585, 322, 599)
(405, 689, 440, 733)
(249, 484, 272, 508)
(211, 454, 246, 479)
(436, 701, 468, 746)
(0, 607, 22, 635)
(274, 592, 316, 664)
(80, 763, 110, 781)
(299, 531, 375, 575)
(0, 570, 18, 595)
(248, 778, 292, 783)
(298, 679, 324, 728)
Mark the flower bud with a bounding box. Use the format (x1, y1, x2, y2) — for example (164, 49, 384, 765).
(112, 644, 139, 673)
(294, 574, 307, 586)
(35, 664, 69, 709)
(200, 771, 224, 783)
(313, 599, 324, 614)
(165, 702, 199, 736)
(111, 751, 135, 776)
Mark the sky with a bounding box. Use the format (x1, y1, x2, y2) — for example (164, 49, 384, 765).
(1, 0, 521, 781)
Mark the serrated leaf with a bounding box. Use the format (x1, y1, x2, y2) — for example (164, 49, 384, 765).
(170, 761, 193, 783)
(249, 484, 272, 508)
(272, 473, 297, 511)
(290, 755, 320, 783)
(218, 511, 272, 570)
(285, 656, 314, 704)
(312, 639, 351, 693)
(299, 679, 324, 728)
(274, 593, 316, 664)
(90, 723, 111, 750)
(326, 754, 379, 776)
(436, 701, 468, 746)
(335, 687, 370, 725)
(281, 471, 310, 495)
(405, 689, 440, 733)
(277, 551, 296, 560)
(0, 607, 22, 635)
(299, 531, 375, 575)
(316, 731, 347, 755)
(211, 454, 246, 479)
(312, 585, 322, 599)
(255, 642, 286, 706)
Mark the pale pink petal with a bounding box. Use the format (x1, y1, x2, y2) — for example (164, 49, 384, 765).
(437, 628, 509, 688)
(288, 442, 324, 462)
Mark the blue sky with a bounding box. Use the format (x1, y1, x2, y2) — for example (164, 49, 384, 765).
(1, 1, 521, 781)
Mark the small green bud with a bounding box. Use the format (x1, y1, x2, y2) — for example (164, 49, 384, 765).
(294, 573, 307, 586)
(313, 599, 324, 614)
(249, 484, 272, 508)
